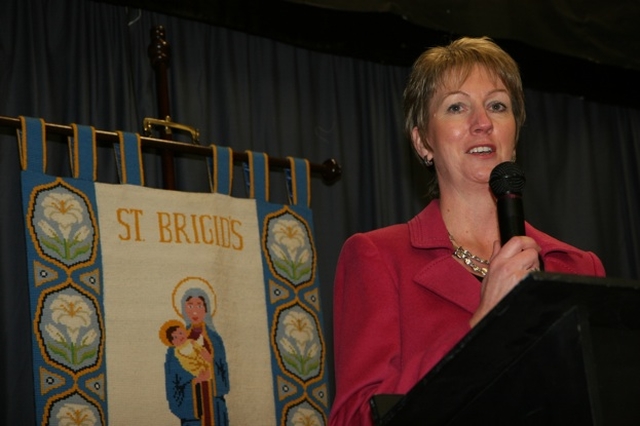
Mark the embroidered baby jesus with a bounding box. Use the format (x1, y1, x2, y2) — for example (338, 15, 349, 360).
(160, 319, 213, 382)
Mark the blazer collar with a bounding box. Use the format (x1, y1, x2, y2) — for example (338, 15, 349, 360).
(408, 199, 575, 256)
(408, 199, 450, 250)
(408, 200, 481, 313)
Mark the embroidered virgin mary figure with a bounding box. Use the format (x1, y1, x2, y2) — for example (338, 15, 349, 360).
(164, 277, 230, 426)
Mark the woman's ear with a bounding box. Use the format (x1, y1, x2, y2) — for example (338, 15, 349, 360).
(411, 127, 432, 161)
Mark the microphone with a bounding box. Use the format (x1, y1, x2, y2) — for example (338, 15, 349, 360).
(489, 161, 526, 245)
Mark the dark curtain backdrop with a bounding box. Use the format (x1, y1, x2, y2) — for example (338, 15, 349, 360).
(1, 0, 639, 424)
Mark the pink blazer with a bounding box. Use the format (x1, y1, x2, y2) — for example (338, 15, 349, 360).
(329, 200, 605, 426)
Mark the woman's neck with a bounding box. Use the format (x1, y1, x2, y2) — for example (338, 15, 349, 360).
(439, 190, 500, 260)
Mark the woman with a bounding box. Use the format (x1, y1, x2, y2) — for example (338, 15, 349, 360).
(165, 288, 230, 426)
(328, 37, 605, 425)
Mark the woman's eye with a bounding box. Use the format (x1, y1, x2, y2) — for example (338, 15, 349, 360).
(489, 101, 508, 112)
(446, 103, 464, 113)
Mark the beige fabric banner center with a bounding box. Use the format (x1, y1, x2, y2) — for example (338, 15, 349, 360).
(97, 183, 274, 424)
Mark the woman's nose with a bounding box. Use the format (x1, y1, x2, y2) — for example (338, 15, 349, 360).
(472, 108, 493, 133)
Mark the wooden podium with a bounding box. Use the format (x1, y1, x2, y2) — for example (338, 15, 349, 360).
(374, 272, 640, 426)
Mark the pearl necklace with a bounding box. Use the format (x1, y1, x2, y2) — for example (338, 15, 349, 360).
(448, 233, 490, 277)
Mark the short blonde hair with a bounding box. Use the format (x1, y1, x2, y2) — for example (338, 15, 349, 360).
(404, 36, 525, 144)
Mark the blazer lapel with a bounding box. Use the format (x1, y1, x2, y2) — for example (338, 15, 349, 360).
(412, 255, 481, 313)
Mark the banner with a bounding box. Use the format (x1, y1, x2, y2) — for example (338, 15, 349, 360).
(19, 117, 329, 425)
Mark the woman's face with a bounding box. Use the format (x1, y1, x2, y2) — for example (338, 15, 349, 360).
(414, 65, 517, 195)
(184, 296, 206, 324)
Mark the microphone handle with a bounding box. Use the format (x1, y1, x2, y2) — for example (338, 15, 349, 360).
(496, 193, 525, 245)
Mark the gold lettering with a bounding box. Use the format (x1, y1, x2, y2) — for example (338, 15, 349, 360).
(218, 216, 230, 248)
(154, 210, 244, 249)
(157, 212, 172, 242)
(231, 219, 243, 250)
(117, 208, 144, 241)
(173, 213, 190, 244)
(199, 215, 214, 245)
(213, 214, 220, 246)
(190, 214, 201, 244)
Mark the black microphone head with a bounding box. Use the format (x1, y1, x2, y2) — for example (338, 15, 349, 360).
(489, 161, 526, 197)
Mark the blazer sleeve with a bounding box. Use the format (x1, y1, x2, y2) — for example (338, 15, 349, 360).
(329, 233, 403, 426)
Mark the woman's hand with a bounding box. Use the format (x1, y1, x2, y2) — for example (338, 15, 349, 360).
(470, 236, 541, 327)
(194, 368, 211, 383)
(201, 348, 213, 363)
